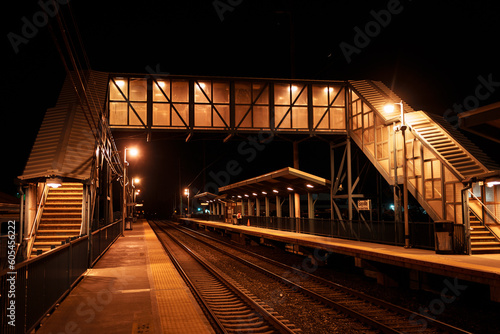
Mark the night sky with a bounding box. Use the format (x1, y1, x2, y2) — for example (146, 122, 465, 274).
(4, 0, 499, 215)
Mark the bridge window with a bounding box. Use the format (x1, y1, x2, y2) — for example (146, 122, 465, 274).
(110, 79, 127, 100)
(194, 81, 230, 128)
(109, 102, 127, 125)
(312, 85, 345, 130)
(274, 83, 307, 129)
(130, 79, 147, 101)
(152, 80, 189, 127)
(235, 82, 270, 129)
(109, 78, 147, 127)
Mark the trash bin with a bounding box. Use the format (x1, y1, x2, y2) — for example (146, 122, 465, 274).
(125, 217, 133, 230)
(434, 220, 454, 254)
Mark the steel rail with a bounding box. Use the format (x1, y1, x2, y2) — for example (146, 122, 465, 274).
(149, 220, 298, 334)
(172, 221, 472, 334)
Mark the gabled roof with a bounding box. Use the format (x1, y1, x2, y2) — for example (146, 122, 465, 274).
(19, 71, 109, 181)
(193, 192, 218, 202)
(218, 167, 331, 198)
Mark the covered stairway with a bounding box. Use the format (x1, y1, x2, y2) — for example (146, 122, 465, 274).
(17, 70, 121, 260)
(31, 183, 83, 255)
(348, 80, 500, 254)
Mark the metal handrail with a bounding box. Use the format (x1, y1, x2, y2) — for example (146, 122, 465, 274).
(468, 189, 500, 225)
(25, 183, 50, 257)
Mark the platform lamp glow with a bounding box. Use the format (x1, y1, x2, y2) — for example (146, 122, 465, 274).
(132, 178, 140, 220)
(122, 147, 139, 235)
(184, 188, 190, 215)
(384, 101, 410, 249)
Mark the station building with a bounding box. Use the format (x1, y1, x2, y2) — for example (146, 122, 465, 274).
(15, 70, 500, 258)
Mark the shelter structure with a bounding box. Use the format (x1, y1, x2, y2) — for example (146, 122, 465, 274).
(218, 167, 330, 220)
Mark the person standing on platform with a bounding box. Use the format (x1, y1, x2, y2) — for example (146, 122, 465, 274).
(237, 212, 242, 225)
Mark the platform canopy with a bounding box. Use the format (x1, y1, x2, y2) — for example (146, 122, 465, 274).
(193, 192, 218, 202)
(218, 167, 331, 198)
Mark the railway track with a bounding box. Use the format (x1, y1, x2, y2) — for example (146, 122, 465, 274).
(162, 220, 473, 334)
(148, 220, 300, 334)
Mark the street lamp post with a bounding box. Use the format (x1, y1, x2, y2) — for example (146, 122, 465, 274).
(384, 101, 410, 248)
(122, 147, 138, 236)
(184, 188, 190, 216)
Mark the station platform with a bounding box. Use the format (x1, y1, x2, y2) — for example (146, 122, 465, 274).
(36, 220, 214, 334)
(180, 218, 500, 302)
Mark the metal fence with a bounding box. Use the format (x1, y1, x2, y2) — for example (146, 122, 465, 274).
(0, 220, 122, 333)
(192, 214, 436, 250)
(90, 220, 122, 265)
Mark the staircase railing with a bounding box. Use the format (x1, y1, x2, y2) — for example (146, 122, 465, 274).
(468, 189, 500, 244)
(26, 183, 50, 257)
(468, 189, 500, 226)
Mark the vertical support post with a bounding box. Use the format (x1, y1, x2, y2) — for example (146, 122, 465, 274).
(276, 196, 282, 217)
(293, 141, 301, 222)
(289, 193, 294, 218)
(308, 193, 314, 219)
(461, 183, 472, 255)
(122, 156, 127, 236)
(248, 199, 252, 216)
(347, 137, 353, 221)
(393, 124, 402, 228)
(19, 186, 25, 245)
(330, 142, 335, 220)
(241, 199, 245, 216)
(256, 198, 261, 216)
(265, 197, 270, 217)
(400, 103, 410, 248)
(179, 160, 182, 216)
(402, 127, 410, 248)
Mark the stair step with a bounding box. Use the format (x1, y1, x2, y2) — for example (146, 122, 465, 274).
(447, 156, 470, 163)
(41, 216, 81, 221)
(471, 248, 500, 254)
(48, 194, 83, 197)
(46, 197, 82, 201)
(35, 235, 78, 242)
(38, 224, 81, 229)
(438, 146, 459, 153)
(427, 137, 451, 143)
(34, 241, 68, 247)
(42, 212, 82, 216)
(45, 202, 83, 206)
(37, 229, 80, 234)
(471, 236, 497, 241)
(50, 188, 82, 192)
(471, 241, 500, 246)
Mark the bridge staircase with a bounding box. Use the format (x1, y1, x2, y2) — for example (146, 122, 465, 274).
(31, 183, 83, 256)
(348, 80, 500, 254)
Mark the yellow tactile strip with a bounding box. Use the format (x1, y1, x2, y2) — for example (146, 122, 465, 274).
(143, 221, 214, 334)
